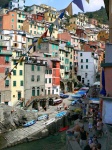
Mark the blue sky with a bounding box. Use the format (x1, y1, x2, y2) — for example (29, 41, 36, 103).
(25, 0, 105, 13)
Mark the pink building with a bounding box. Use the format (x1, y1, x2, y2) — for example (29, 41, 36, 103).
(101, 43, 112, 124)
(89, 18, 98, 26)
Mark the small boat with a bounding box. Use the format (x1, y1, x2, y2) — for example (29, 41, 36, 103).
(53, 99, 62, 105)
(23, 120, 36, 127)
(43, 118, 55, 125)
(38, 114, 48, 121)
(59, 126, 69, 132)
(55, 111, 66, 118)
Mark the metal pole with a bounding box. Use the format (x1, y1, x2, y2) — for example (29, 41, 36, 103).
(109, 0, 112, 43)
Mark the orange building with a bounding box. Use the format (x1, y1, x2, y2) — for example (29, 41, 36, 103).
(0, 11, 17, 31)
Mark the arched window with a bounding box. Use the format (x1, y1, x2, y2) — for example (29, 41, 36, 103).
(32, 87, 35, 96)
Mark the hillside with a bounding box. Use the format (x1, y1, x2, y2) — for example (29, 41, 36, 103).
(85, 6, 108, 24)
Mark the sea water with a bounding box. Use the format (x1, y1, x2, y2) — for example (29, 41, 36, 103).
(5, 132, 66, 150)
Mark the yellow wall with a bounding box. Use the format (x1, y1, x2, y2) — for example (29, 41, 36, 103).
(11, 51, 24, 106)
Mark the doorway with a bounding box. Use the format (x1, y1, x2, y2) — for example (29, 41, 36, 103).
(18, 92, 21, 100)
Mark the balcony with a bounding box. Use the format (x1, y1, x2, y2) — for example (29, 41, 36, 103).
(0, 50, 12, 55)
(0, 41, 8, 47)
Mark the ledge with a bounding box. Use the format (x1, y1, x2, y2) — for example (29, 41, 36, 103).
(101, 63, 112, 67)
(99, 96, 112, 100)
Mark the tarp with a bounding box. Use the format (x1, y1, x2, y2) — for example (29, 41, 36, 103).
(89, 98, 100, 104)
(71, 94, 82, 98)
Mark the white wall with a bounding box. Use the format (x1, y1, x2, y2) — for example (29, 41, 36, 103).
(77, 51, 98, 86)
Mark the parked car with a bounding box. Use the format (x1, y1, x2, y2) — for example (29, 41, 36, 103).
(60, 94, 69, 98)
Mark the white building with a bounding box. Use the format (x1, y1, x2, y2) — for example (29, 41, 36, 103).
(77, 51, 99, 86)
(9, 0, 25, 10)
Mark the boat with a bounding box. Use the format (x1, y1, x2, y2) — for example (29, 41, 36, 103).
(59, 126, 69, 132)
(53, 98, 62, 105)
(60, 94, 69, 98)
(55, 111, 66, 118)
(43, 118, 55, 125)
(38, 114, 48, 121)
(23, 120, 36, 127)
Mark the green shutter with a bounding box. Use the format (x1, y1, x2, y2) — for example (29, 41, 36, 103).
(5, 80, 9, 86)
(49, 78, 51, 83)
(86, 59, 88, 62)
(5, 56, 9, 62)
(13, 60, 16, 65)
(32, 88, 35, 96)
(13, 70, 16, 75)
(20, 62, 22, 65)
(13, 81, 16, 86)
(19, 70, 22, 75)
(86, 65, 88, 69)
(31, 65, 34, 71)
(37, 66, 40, 71)
(20, 81, 23, 86)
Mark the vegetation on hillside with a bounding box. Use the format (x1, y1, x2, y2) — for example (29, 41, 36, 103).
(85, 6, 108, 24)
(0, 0, 10, 8)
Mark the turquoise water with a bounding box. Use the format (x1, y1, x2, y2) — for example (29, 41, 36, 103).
(5, 132, 66, 150)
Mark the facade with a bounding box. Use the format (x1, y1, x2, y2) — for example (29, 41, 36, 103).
(44, 10, 58, 23)
(51, 59, 60, 95)
(26, 5, 46, 14)
(23, 19, 45, 35)
(89, 18, 98, 26)
(0, 35, 12, 104)
(24, 59, 46, 104)
(9, 0, 25, 10)
(0, 11, 17, 31)
(77, 51, 98, 86)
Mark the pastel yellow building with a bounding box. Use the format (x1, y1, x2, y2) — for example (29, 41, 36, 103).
(97, 30, 109, 41)
(23, 20, 45, 35)
(11, 51, 24, 106)
(44, 10, 58, 23)
(17, 11, 27, 30)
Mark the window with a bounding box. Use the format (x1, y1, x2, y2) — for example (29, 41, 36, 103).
(45, 70, 48, 74)
(13, 81, 16, 86)
(49, 70, 52, 74)
(12, 14, 14, 16)
(81, 65, 83, 69)
(18, 25, 20, 28)
(81, 59, 83, 63)
(5, 56, 9, 62)
(34, 31, 36, 34)
(45, 78, 47, 83)
(37, 66, 40, 71)
(5, 68, 9, 75)
(37, 75, 40, 81)
(31, 65, 34, 71)
(12, 19, 14, 22)
(86, 65, 88, 69)
(32, 87, 35, 96)
(34, 25, 36, 29)
(86, 59, 88, 62)
(80, 53, 82, 56)
(20, 81, 23, 86)
(30, 25, 32, 28)
(5, 80, 9, 87)
(49, 78, 51, 83)
(19, 70, 22, 75)
(56, 89, 58, 92)
(20, 62, 22, 65)
(30, 30, 32, 33)
(13, 60, 17, 65)
(13, 70, 16, 75)
(31, 75, 34, 81)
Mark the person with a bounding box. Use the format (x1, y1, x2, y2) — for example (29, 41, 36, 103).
(59, 105, 62, 110)
(44, 106, 47, 111)
(96, 118, 103, 138)
(80, 127, 88, 150)
(72, 123, 80, 143)
(96, 143, 101, 150)
(88, 117, 93, 132)
(84, 144, 91, 150)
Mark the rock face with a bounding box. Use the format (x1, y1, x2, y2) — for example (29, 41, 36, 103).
(0, 104, 38, 133)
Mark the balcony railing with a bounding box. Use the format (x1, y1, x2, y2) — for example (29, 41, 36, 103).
(0, 50, 12, 55)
